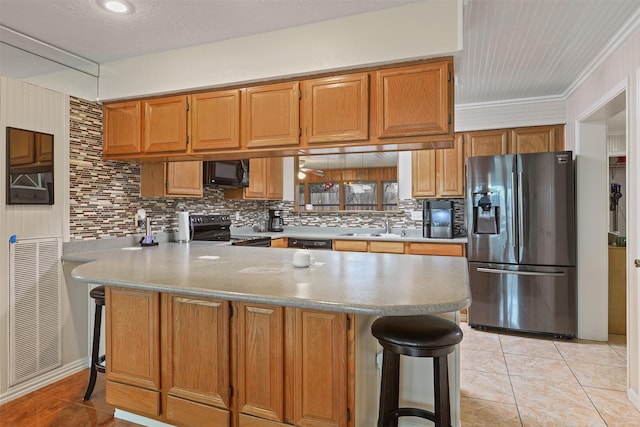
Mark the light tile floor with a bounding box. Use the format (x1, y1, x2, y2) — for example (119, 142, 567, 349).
(459, 322, 640, 426)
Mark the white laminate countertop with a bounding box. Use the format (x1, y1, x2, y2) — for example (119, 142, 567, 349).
(67, 242, 470, 316)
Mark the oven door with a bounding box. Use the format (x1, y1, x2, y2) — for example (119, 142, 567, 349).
(191, 227, 230, 242)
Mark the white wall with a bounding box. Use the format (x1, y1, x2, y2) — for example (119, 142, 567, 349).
(565, 25, 640, 407)
(0, 77, 86, 402)
(98, 0, 462, 101)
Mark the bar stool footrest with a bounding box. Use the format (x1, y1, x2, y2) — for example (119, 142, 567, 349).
(393, 407, 451, 427)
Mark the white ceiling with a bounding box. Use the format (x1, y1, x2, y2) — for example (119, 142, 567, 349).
(1, 0, 640, 106)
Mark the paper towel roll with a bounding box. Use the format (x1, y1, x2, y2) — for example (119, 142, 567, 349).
(177, 212, 190, 242)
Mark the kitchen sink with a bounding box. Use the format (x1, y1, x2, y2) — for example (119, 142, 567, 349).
(339, 232, 400, 238)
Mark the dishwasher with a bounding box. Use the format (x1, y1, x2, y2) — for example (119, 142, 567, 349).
(287, 238, 333, 250)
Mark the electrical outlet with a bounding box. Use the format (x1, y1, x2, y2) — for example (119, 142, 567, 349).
(410, 210, 423, 221)
(235, 211, 240, 221)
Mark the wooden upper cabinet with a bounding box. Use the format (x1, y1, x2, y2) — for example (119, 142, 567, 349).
(140, 161, 203, 197)
(509, 125, 564, 153)
(236, 303, 284, 423)
(301, 73, 369, 144)
(376, 61, 450, 138)
(191, 90, 241, 151)
(291, 309, 348, 427)
(162, 295, 230, 412)
(438, 134, 464, 197)
(411, 149, 437, 198)
(240, 158, 283, 200)
(243, 82, 300, 148)
(143, 95, 189, 153)
(412, 135, 464, 198)
(103, 100, 142, 156)
(463, 129, 508, 158)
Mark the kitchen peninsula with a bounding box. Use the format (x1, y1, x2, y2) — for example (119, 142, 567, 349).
(67, 242, 470, 427)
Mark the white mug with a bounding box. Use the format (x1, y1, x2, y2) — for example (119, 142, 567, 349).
(293, 250, 311, 268)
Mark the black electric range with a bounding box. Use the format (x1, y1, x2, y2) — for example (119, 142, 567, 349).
(189, 214, 271, 247)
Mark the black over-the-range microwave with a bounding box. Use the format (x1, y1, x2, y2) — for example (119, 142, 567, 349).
(203, 160, 249, 187)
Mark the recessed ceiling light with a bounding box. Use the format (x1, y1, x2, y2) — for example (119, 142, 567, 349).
(97, 0, 134, 14)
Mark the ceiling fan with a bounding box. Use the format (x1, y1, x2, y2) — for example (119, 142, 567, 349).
(298, 159, 324, 179)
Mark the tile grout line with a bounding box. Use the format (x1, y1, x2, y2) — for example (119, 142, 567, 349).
(498, 332, 525, 427)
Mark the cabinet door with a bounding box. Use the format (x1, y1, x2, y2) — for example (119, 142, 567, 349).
(191, 90, 241, 151)
(509, 125, 563, 153)
(244, 158, 269, 199)
(437, 134, 464, 197)
(163, 295, 230, 422)
(236, 303, 284, 423)
(411, 150, 436, 198)
(464, 129, 508, 158)
(106, 287, 160, 390)
(376, 61, 450, 138)
(301, 73, 369, 144)
(369, 241, 405, 254)
(291, 309, 348, 427)
(243, 82, 300, 148)
(266, 158, 284, 200)
(140, 162, 203, 197)
(166, 161, 203, 197)
(103, 100, 142, 156)
(144, 95, 189, 153)
(407, 242, 465, 257)
(243, 158, 283, 200)
(332, 240, 368, 252)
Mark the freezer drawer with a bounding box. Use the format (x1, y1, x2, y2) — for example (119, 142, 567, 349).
(468, 262, 576, 337)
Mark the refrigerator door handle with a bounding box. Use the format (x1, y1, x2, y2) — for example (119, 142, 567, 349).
(477, 267, 565, 277)
(511, 172, 517, 248)
(518, 172, 525, 248)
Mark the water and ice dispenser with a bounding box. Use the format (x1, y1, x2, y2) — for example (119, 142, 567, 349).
(472, 192, 500, 234)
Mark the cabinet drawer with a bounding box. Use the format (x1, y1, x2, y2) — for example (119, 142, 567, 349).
(270, 238, 287, 248)
(239, 414, 288, 427)
(166, 395, 230, 427)
(407, 242, 464, 257)
(106, 380, 160, 417)
(369, 241, 405, 254)
(333, 240, 368, 252)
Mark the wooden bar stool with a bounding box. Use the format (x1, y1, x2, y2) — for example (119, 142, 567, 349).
(84, 285, 106, 401)
(371, 314, 463, 427)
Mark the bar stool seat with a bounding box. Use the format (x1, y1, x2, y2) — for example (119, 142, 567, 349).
(372, 314, 463, 427)
(84, 285, 106, 401)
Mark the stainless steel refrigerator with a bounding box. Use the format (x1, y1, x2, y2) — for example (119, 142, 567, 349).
(466, 151, 576, 337)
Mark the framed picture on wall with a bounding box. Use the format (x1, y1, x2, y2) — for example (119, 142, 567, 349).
(6, 127, 54, 205)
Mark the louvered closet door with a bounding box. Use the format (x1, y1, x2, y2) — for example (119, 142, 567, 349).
(9, 237, 62, 385)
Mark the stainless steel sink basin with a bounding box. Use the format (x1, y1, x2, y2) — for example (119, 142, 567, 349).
(338, 232, 400, 238)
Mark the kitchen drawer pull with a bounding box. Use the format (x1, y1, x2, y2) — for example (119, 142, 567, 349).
(477, 267, 565, 277)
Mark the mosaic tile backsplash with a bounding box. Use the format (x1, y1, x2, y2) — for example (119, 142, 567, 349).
(69, 97, 466, 240)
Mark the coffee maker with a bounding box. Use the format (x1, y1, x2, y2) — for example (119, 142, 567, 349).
(268, 209, 284, 232)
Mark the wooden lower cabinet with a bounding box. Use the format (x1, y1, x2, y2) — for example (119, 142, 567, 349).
(332, 240, 368, 252)
(407, 242, 465, 257)
(369, 241, 405, 254)
(235, 303, 353, 427)
(290, 308, 350, 427)
(236, 303, 285, 423)
(271, 237, 288, 248)
(105, 288, 353, 427)
(105, 287, 161, 417)
(162, 294, 231, 426)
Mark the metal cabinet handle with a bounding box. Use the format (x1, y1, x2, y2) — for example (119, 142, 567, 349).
(477, 267, 565, 277)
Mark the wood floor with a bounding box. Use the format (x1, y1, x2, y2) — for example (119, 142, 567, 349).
(0, 369, 139, 426)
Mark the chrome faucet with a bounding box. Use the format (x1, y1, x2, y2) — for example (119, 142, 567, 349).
(370, 218, 392, 234)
